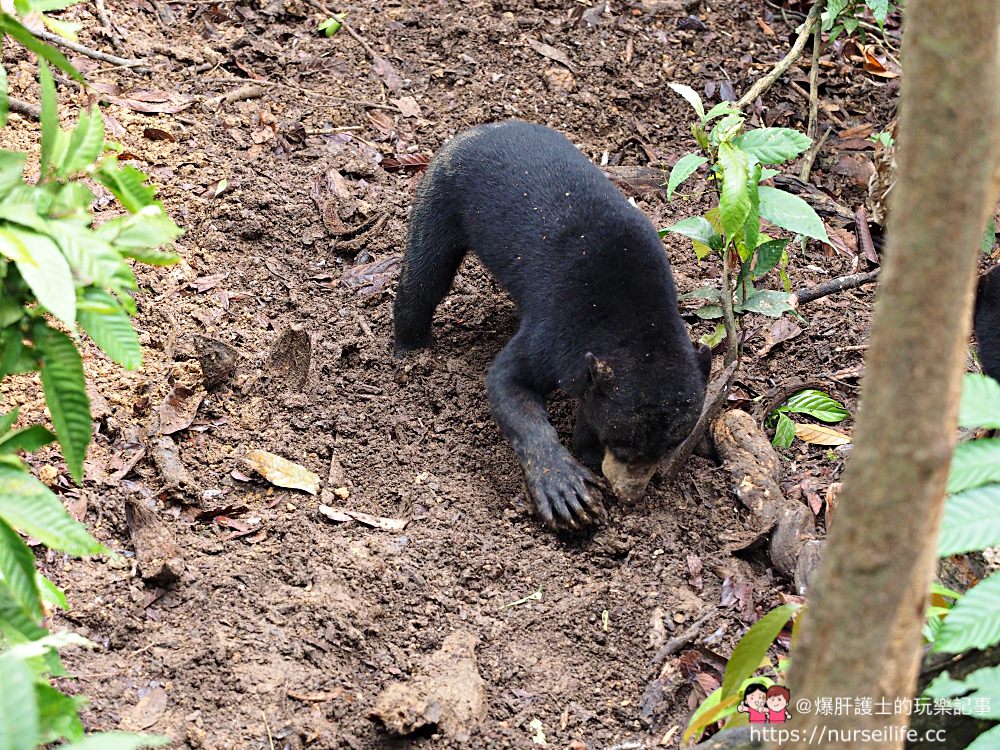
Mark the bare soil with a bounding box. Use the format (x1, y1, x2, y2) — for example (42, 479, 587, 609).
(1, 0, 906, 747)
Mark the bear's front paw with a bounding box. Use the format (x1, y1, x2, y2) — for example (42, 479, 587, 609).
(524, 448, 608, 530)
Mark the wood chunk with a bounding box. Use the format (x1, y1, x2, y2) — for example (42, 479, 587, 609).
(267, 325, 311, 391)
(193, 335, 238, 389)
(125, 498, 185, 586)
(150, 436, 196, 501)
(371, 631, 486, 741)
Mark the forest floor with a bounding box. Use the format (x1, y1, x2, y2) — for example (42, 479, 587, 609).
(0, 0, 917, 747)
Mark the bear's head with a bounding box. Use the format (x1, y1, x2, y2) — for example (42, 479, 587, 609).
(578, 344, 710, 501)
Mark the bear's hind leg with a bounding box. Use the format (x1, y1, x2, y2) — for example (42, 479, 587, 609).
(392, 201, 466, 356)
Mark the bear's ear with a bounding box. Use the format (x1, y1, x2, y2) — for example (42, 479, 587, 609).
(694, 342, 712, 381)
(585, 352, 614, 390)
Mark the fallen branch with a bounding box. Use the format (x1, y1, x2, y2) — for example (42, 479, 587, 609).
(737, 0, 823, 109)
(794, 268, 880, 305)
(33, 27, 149, 73)
(8, 97, 40, 120)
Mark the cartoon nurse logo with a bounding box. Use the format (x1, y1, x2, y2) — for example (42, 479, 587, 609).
(737, 683, 769, 724)
(766, 685, 792, 724)
(738, 683, 792, 724)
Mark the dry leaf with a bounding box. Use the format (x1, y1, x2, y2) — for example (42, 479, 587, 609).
(382, 153, 431, 171)
(373, 56, 403, 94)
(757, 318, 802, 357)
(392, 95, 421, 118)
(245, 450, 320, 494)
(157, 385, 205, 435)
(120, 687, 168, 731)
(366, 109, 396, 134)
(524, 36, 574, 71)
(319, 504, 408, 531)
(143, 127, 176, 142)
(755, 16, 775, 37)
(794, 422, 852, 446)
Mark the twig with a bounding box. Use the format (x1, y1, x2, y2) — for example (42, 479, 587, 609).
(660, 360, 740, 483)
(737, 0, 823, 109)
(33, 27, 149, 73)
(798, 126, 831, 184)
(94, 0, 126, 50)
(8, 97, 40, 120)
(799, 3, 825, 181)
(204, 84, 265, 108)
(261, 710, 275, 750)
(720, 254, 740, 366)
(650, 610, 719, 666)
(794, 268, 880, 305)
(341, 20, 378, 60)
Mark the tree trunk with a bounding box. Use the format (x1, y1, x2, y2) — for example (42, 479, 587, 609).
(785, 4, 1000, 750)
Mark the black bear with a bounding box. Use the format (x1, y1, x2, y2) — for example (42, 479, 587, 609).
(393, 121, 710, 530)
(975, 265, 1000, 380)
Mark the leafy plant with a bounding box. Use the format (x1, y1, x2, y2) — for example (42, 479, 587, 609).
(920, 373, 1000, 749)
(0, 3, 180, 747)
(684, 603, 800, 744)
(767, 389, 850, 448)
(823, 0, 898, 40)
(663, 84, 829, 363)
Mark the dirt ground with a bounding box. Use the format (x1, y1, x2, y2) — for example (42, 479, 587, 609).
(1, 0, 907, 747)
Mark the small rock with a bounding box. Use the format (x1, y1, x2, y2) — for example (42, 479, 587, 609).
(193, 335, 238, 389)
(542, 66, 575, 92)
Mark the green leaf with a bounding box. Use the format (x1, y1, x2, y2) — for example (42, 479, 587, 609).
(0, 424, 56, 454)
(935, 573, 1000, 654)
(733, 128, 812, 164)
(36, 572, 68, 611)
(948, 439, 1000, 494)
(694, 305, 723, 320)
(780, 389, 849, 423)
(318, 14, 345, 35)
(0, 63, 7, 130)
(59, 107, 104, 176)
(0, 651, 39, 750)
(710, 113, 745, 146)
(720, 603, 800, 699)
(95, 159, 157, 213)
(866, 0, 890, 25)
(60, 733, 171, 750)
(741, 164, 761, 260)
(759, 167, 780, 181)
(7, 227, 76, 327)
(0, 517, 42, 619)
(924, 665, 1000, 719)
(958, 373, 1000, 429)
(667, 82, 705, 119)
(0, 151, 27, 200)
(95, 207, 183, 251)
(699, 323, 726, 349)
(77, 288, 141, 369)
(983, 219, 997, 254)
(753, 239, 789, 278)
(773, 412, 796, 448)
(702, 101, 741, 123)
(966, 726, 1000, 750)
(662, 216, 720, 248)
(0, 464, 104, 556)
(49, 222, 136, 294)
(736, 289, 797, 318)
(758, 186, 829, 243)
(38, 60, 59, 177)
(0, 15, 83, 82)
(0, 329, 34, 378)
(0, 407, 19, 436)
(0, 581, 48, 645)
(666, 154, 708, 200)
(717, 143, 751, 241)
(35, 682, 85, 744)
(939, 485, 1000, 556)
(680, 286, 722, 303)
(31, 322, 91, 483)
(0, 297, 22, 329)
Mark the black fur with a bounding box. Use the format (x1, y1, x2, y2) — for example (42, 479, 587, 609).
(975, 265, 1000, 380)
(393, 121, 710, 529)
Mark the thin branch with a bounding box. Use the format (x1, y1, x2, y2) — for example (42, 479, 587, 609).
(798, 126, 831, 183)
(8, 97, 40, 120)
(799, 3, 825, 181)
(720, 253, 740, 366)
(32, 27, 149, 73)
(737, 0, 823, 109)
(794, 268, 880, 305)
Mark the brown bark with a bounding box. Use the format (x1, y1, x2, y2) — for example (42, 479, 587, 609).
(785, 4, 1000, 750)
